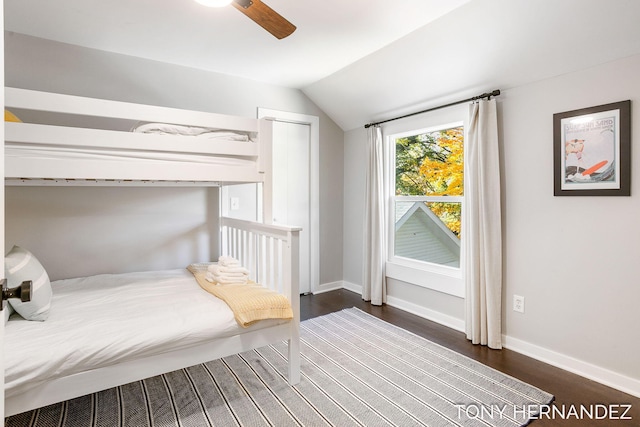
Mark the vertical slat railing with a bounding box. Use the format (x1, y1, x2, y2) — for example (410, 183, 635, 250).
(219, 217, 300, 295)
(265, 235, 273, 290)
(219, 216, 301, 385)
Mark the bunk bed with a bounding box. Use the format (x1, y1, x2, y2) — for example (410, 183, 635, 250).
(3, 88, 300, 417)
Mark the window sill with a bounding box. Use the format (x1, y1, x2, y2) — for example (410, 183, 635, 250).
(386, 259, 464, 298)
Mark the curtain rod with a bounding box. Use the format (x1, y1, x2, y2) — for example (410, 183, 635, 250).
(364, 89, 501, 129)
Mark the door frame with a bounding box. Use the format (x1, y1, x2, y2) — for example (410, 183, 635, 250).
(258, 108, 319, 295)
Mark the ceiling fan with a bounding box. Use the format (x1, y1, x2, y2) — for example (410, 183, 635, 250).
(233, 0, 296, 39)
(195, 0, 296, 39)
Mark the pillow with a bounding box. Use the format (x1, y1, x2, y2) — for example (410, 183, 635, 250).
(5, 246, 52, 321)
(4, 303, 14, 324)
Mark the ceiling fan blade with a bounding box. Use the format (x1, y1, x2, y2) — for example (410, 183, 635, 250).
(232, 0, 296, 39)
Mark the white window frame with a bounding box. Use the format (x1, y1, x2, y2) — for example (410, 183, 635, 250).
(385, 121, 465, 298)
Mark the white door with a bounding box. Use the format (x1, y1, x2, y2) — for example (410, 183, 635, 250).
(256, 109, 319, 295)
(272, 121, 311, 294)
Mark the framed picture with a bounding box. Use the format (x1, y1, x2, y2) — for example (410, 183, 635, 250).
(553, 100, 631, 196)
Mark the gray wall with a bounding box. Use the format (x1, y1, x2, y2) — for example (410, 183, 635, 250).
(500, 54, 640, 389)
(4, 33, 344, 285)
(6, 186, 218, 280)
(344, 53, 640, 392)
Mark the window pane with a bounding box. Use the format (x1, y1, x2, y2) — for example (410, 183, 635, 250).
(395, 126, 464, 197)
(394, 201, 461, 268)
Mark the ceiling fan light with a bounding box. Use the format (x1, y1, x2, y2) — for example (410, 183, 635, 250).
(194, 0, 233, 7)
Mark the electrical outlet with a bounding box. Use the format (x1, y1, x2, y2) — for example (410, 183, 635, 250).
(513, 295, 525, 313)
(230, 197, 240, 211)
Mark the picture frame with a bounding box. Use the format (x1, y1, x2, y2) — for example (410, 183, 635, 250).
(553, 100, 631, 196)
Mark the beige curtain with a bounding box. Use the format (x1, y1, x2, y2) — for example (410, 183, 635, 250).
(464, 99, 502, 349)
(362, 125, 387, 305)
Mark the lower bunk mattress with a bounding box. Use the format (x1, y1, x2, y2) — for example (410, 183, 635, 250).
(4, 268, 288, 400)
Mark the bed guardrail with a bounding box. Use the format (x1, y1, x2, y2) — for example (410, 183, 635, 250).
(219, 217, 301, 296)
(219, 216, 301, 384)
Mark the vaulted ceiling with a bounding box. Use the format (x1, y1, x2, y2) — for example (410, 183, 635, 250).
(4, 0, 471, 88)
(5, 0, 640, 130)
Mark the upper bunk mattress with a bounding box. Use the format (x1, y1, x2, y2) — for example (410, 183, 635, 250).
(4, 268, 287, 398)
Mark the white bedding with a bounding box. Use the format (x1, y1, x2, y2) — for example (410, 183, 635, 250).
(132, 122, 252, 141)
(4, 269, 285, 399)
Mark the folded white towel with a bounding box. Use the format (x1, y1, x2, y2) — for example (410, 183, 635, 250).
(218, 256, 240, 267)
(215, 272, 247, 280)
(221, 266, 250, 274)
(206, 272, 247, 284)
(213, 275, 248, 285)
(207, 264, 250, 276)
(215, 272, 247, 279)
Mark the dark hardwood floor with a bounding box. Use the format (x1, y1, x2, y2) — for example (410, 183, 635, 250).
(300, 289, 640, 426)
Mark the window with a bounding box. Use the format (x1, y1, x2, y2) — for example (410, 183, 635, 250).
(386, 121, 465, 296)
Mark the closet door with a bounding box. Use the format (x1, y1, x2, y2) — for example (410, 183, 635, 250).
(257, 108, 319, 295)
(272, 121, 311, 294)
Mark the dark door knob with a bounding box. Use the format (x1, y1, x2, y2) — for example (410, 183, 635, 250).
(1, 279, 32, 310)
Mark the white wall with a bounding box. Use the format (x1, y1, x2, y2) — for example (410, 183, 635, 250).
(344, 53, 640, 395)
(4, 33, 344, 286)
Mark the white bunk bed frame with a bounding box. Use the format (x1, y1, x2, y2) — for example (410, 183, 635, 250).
(5, 87, 272, 212)
(3, 88, 300, 416)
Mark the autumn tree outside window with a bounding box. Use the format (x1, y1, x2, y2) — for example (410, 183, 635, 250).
(390, 123, 464, 269)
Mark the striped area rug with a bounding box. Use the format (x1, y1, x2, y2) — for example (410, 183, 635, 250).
(6, 308, 553, 427)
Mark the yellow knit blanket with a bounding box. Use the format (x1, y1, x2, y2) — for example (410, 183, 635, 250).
(187, 263, 293, 328)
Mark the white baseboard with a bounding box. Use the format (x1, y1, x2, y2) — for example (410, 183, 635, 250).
(328, 283, 640, 398)
(341, 281, 362, 294)
(502, 335, 640, 399)
(313, 281, 348, 295)
(385, 296, 466, 332)
(333, 283, 464, 331)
